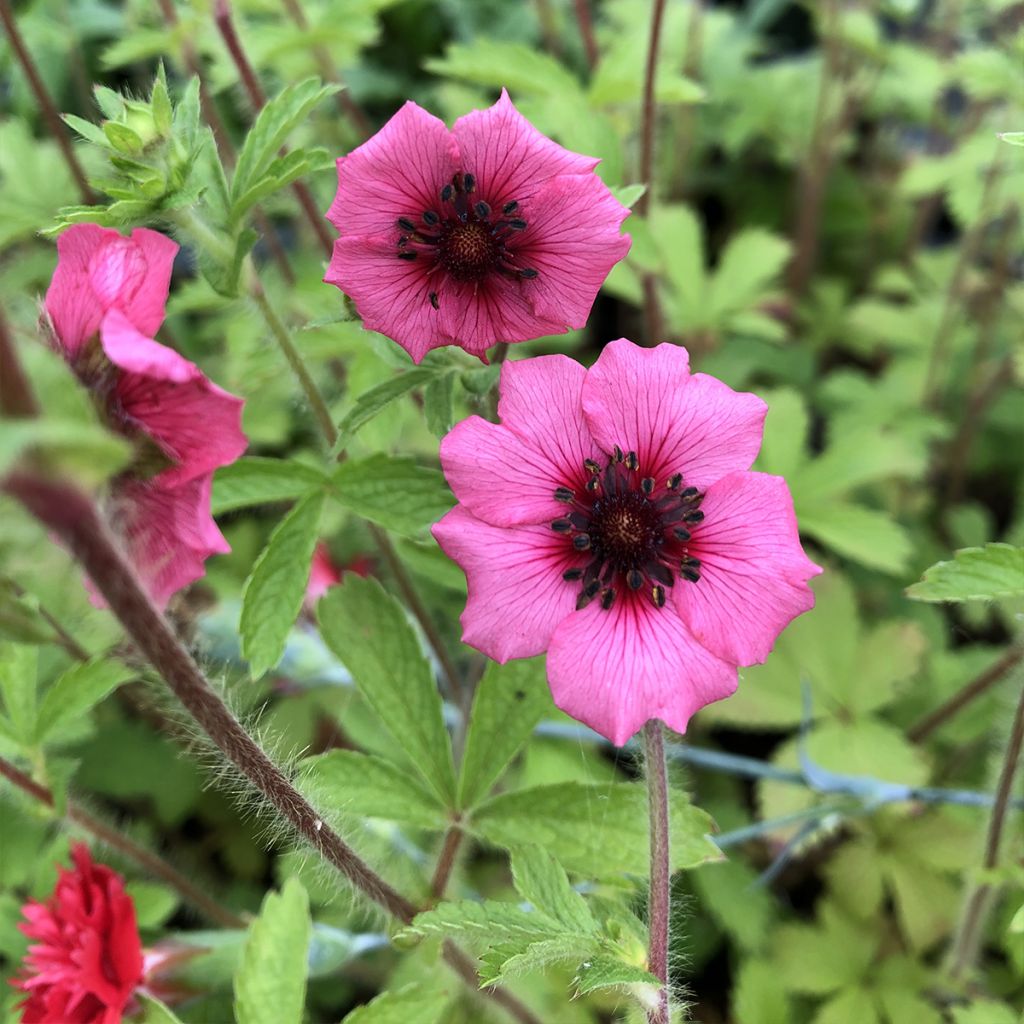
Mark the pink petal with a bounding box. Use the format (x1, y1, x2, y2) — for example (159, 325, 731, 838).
(512, 174, 630, 329)
(101, 310, 247, 486)
(439, 414, 581, 527)
(547, 595, 737, 746)
(325, 101, 459, 238)
(674, 471, 822, 666)
(582, 339, 767, 488)
(432, 506, 579, 662)
(110, 228, 177, 339)
(452, 90, 598, 205)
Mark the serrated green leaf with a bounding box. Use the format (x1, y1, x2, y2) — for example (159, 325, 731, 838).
(35, 658, 133, 743)
(573, 956, 660, 996)
(0, 582, 56, 645)
(298, 750, 448, 829)
(212, 457, 327, 515)
(906, 543, 1024, 602)
(510, 847, 596, 932)
(318, 576, 456, 804)
(775, 913, 874, 995)
(479, 936, 588, 985)
(335, 368, 436, 449)
(340, 978, 454, 1024)
(708, 228, 790, 318)
(470, 782, 720, 876)
(0, 642, 37, 742)
(732, 959, 791, 1024)
(799, 501, 913, 574)
(136, 994, 186, 1024)
(457, 657, 552, 810)
(331, 455, 453, 537)
(398, 899, 565, 947)
(234, 878, 310, 1024)
(240, 492, 325, 679)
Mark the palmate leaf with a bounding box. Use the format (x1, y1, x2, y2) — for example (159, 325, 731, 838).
(510, 846, 596, 933)
(906, 543, 1024, 602)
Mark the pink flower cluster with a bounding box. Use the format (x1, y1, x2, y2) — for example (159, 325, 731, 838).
(45, 225, 246, 609)
(434, 339, 821, 746)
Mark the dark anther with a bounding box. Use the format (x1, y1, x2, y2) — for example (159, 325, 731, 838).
(668, 473, 682, 490)
(627, 568, 643, 591)
(613, 445, 624, 462)
(519, 268, 539, 279)
(647, 562, 674, 586)
(463, 173, 476, 192)
(509, 218, 528, 230)
(441, 184, 453, 202)
(397, 217, 416, 232)
(551, 518, 572, 533)
(429, 292, 440, 310)
(398, 251, 418, 261)
(398, 236, 409, 247)
(503, 201, 519, 214)
(673, 527, 691, 542)
(569, 512, 590, 530)
(584, 459, 601, 475)
(422, 210, 439, 226)
(682, 556, 701, 570)
(554, 487, 574, 502)
(563, 567, 583, 581)
(681, 566, 701, 583)
(600, 588, 616, 610)
(681, 487, 699, 500)
(684, 510, 705, 524)
(573, 534, 592, 551)
(641, 477, 655, 494)
(624, 451, 639, 471)
(474, 201, 491, 219)
(651, 585, 666, 608)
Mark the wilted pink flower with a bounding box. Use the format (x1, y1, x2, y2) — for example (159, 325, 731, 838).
(324, 90, 631, 362)
(304, 542, 371, 611)
(43, 224, 246, 609)
(13, 844, 143, 1024)
(433, 339, 822, 746)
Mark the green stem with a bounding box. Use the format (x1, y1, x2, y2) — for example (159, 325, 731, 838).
(644, 720, 671, 1024)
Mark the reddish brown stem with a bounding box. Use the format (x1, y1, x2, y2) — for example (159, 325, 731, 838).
(644, 721, 670, 1024)
(0, 754, 245, 929)
(213, 0, 335, 257)
(430, 825, 465, 900)
(573, 0, 600, 70)
(0, 308, 40, 418)
(0, 0, 94, 204)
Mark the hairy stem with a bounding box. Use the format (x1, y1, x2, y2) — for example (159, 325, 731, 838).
(0, 308, 40, 418)
(0, 754, 245, 928)
(946, 670, 1024, 980)
(572, 0, 599, 70)
(0, 0, 94, 204)
(430, 824, 465, 900)
(644, 720, 671, 1024)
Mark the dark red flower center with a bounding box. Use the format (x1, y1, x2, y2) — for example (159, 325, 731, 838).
(394, 171, 539, 307)
(552, 448, 704, 611)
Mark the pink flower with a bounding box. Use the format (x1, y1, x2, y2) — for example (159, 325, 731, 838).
(13, 844, 144, 1024)
(433, 339, 822, 746)
(43, 224, 247, 609)
(324, 90, 631, 363)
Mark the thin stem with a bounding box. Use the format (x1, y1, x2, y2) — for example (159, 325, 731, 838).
(572, 0, 599, 71)
(249, 276, 338, 447)
(643, 720, 670, 1024)
(0, 308, 40, 418)
(0, 0, 94, 205)
(430, 824, 464, 900)
(946, 671, 1024, 980)
(909, 645, 1024, 744)
(0, 754, 245, 929)
(213, 0, 335, 257)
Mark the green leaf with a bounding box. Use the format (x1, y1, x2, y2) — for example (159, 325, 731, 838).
(397, 899, 565, 947)
(470, 782, 720, 876)
(318, 576, 456, 805)
(457, 657, 552, 810)
(340, 979, 454, 1024)
(335, 367, 436, 449)
(997, 131, 1024, 147)
(0, 419, 130, 484)
(814, 988, 881, 1024)
(35, 658, 133, 742)
(424, 40, 581, 98)
(331, 455, 453, 537)
(906, 543, 1024, 602)
(0, 642, 37, 742)
(423, 372, 455, 437)
(136, 994, 186, 1024)
(732, 959, 791, 1024)
(299, 750, 448, 829)
(234, 878, 311, 1024)
(708, 228, 791, 318)
(510, 847, 596, 932)
(0, 582, 56, 645)
(230, 79, 339, 210)
(212, 457, 327, 515)
(102, 121, 144, 155)
(610, 184, 647, 208)
(951, 1001, 1019, 1024)
(799, 501, 913, 574)
(126, 882, 179, 928)
(240, 492, 325, 679)
(573, 957, 659, 996)
(62, 113, 110, 148)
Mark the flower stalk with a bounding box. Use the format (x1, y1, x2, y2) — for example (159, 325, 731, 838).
(644, 720, 671, 1024)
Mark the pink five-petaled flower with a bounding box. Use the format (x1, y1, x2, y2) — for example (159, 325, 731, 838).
(433, 339, 822, 746)
(13, 844, 144, 1024)
(324, 90, 631, 363)
(43, 224, 247, 609)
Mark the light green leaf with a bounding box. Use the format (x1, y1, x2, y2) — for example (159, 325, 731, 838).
(906, 543, 1024, 602)
(331, 455, 453, 537)
(708, 229, 791, 318)
(470, 782, 720, 876)
(732, 959, 791, 1024)
(0, 582, 56, 645)
(573, 956, 660, 996)
(757, 389, 810, 480)
(997, 131, 1024, 146)
(457, 657, 552, 810)
(799, 501, 914, 574)
(510, 847, 596, 933)
(240, 491, 325, 680)
(814, 988, 881, 1024)
(335, 368, 436, 449)
(397, 899, 565, 947)
(0, 642, 37, 742)
(951, 1000, 1020, 1024)
(318, 576, 456, 805)
(136, 994, 186, 1024)
(341, 978, 454, 1024)
(299, 750, 448, 829)
(423, 372, 455, 437)
(212, 457, 327, 515)
(775, 915, 874, 995)
(35, 658, 133, 742)
(0, 419, 130, 484)
(234, 878, 311, 1024)
(424, 40, 581, 97)
(479, 936, 588, 985)
(126, 882, 179, 928)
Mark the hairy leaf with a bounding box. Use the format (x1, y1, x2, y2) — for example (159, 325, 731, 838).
(906, 543, 1024, 602)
